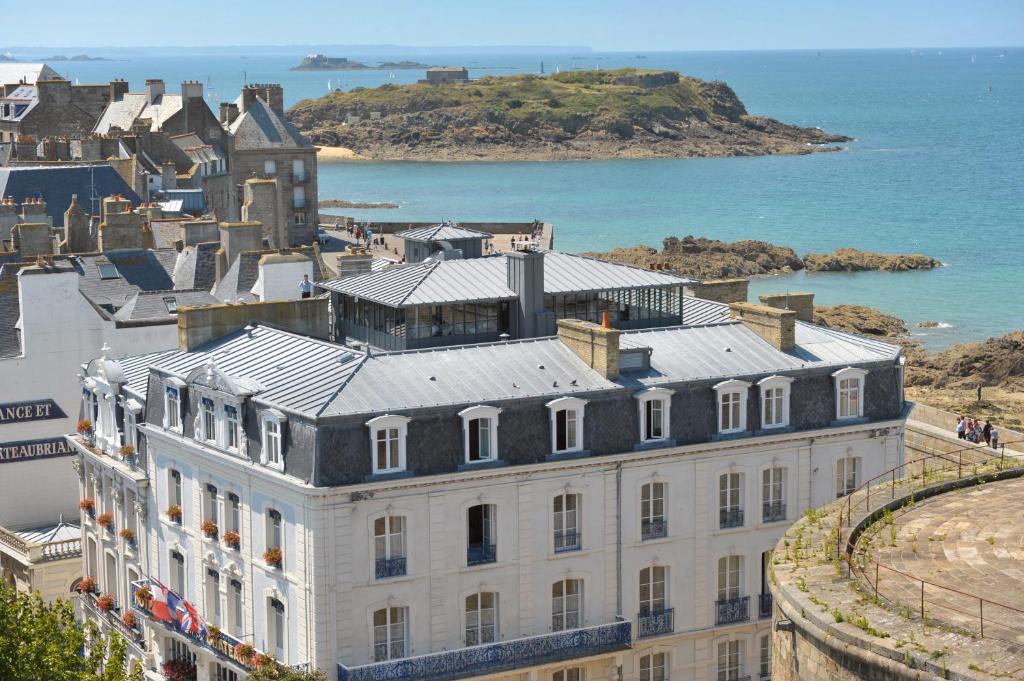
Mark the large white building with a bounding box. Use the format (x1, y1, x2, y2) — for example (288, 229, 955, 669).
(70, 270, 906, 681)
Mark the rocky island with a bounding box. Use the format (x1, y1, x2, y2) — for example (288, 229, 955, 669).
(291, 54, 435, 71)
(288, 68, 851, 161)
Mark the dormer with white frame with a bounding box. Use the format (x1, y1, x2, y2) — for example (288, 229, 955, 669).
(832, 367, 868, 420)
(634, 387, 674, 445)
(713, 380, 751, 435)
(163, 377, 186, 433)
(756, 375, 794, 430)
(260, 408, 287, 471)
(546, 396, 588, 456)
(458, 405, 502, 465)
(367, 414, 411, 475)
(185, 360, 259, 458)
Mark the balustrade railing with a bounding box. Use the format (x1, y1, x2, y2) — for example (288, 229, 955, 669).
(637, 607, 674, 638)
(466, 543, 496, 566)
(715, 596, 750, 625)
(338, 619, 631, 681)
(641, 518, 667, 540)
(82, 591, 145, 648)
(553, 530, 581, 553)
(762, 500, 786, 523)
(375, 556, 406, 579)
(758, 593, 773, 619)
(0, 524, 80, 562)
(719, 508, 744, 529)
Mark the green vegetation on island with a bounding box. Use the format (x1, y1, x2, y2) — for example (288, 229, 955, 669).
(289, 68, 850, 160)
(291, 55, 435, 71)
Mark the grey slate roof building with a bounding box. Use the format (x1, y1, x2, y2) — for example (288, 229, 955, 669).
(0, 64, 61, 88)
(227, 97, 313, 151)
(0, 165, 140, 227)
(0, 262, 21, 358)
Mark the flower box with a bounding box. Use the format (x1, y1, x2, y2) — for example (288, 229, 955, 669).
(119, 444, 135, 457)
(223, 530, 241, 550)
(79, 498, 95, 516)
(76, 419, 93, 435)
(118, 528, 135, 543)
(263, 546, 283, 569)
(201, 519, 219, 539)
(166, 505, 182, 523)
(96, 593, 115, 611)
(233, 642, 254, 664)
(122, 610, 137, 629)
(79, 576, 96, 594)
(96, 512, 114, 529)
(162, 658, 197, 681)
(134, 585, 153, 609)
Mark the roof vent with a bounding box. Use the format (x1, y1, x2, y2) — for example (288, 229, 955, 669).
(537, 364, 545, 370)
(724, 346, 732, 352)
(428, 376, 436, 381)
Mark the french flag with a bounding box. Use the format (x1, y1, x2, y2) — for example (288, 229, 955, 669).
(148, 581, 177, 626)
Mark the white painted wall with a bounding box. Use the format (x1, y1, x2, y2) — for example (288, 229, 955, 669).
(252, 257, 314, 302)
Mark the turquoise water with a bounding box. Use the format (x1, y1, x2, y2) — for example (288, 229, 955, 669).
(53, 48, 1023, 348)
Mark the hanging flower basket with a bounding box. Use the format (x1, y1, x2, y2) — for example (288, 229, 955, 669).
(262, 546, 283, 569)
(223, 530, 241, 550)
(96, 593, 115, 611)
(76, 419, 93, 435)
(166, 505, 182, 523)
(135, 584, 153, 608)
(122, 610, 137, 629)
(201, 519, 219, 539)
(79, 576, 96, 594)
(96, 512, 114, 529)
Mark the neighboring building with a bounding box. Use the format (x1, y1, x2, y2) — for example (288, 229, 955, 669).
(0, 519, 82, 604)
(223, 84, 318, 246)
(423, 67, 470, 84)
(0, 78, 117, 153)
(0, 63, 62, 91)
(70, 285, 907, 680)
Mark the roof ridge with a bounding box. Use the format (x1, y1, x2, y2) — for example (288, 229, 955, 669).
(396, 260, 442, 305)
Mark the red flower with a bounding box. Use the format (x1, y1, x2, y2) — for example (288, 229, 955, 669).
(166, 505, 182, 523)
(201, 519, 219, 538)
(76, 419, 93, 435)
(233, 642, 254, 663)
(79, 498, 95, 513)
(79, 576, 96, 593)
(223, 530, 241, 549)
(96, 593, 115, 611)
(122, 610, 137, 629)
(263, 546, 283, 569)
(118, 528, 135, 542)
(96, 512, 114, 528)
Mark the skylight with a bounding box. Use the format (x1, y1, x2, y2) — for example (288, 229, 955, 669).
(163, 297, 178, 314)
(97, 263, 119, 280)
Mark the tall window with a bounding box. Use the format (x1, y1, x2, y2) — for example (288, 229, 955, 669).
(465, 592, 497, 645)
(553, 493, 581, 552)
(640, 653, 667, 681)
(169, 469, 182, 508)
(230, 579, 243, 637)
(269, 598, 285, 658)
(760, 634, 772, 679)
(226, 493, 241, 537)
(762, 467, 785, 522)
(717, 640, 742, 681)
(759, 374, 793, 429)
(205, 484, 218, 525)
(376, 427, 399, 470)
(368, 415, 409, 474)
(264, 160, 276, 175)
(292, 159, 305, 181)
(833, 368, 867, 419)
(467, 504, 496, 565)
(201, 397, 216, 442)
(263, 417, 282, 467)
(372, 607, 407, 661)
(469, 418, 492, 461)
(205, 569, 221, 626)
(717, 556, 742, 602)
(718, 472, 743, 529)
(715, 380, 749, 434)
(639, 566, 667, 615)
(460, 406, 500, 463)
(165, 387, 180, 430)
(553, 670, 582, 681)
(551, 579, 582, 631)
(836, 456, 861, 498)
(636, 388, 673, 442)
(266, 509, 282, 551)
(224, 405, 240, 450)
(374, 516, 406, 578)
(641, 482, 667, 540)
(548, 397, 586, 454)
(171, 550, 185, 594)
(556, 409, 577, 451)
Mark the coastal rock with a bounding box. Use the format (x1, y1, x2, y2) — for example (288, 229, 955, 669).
(803, 248, 940, 272)
(917, 320, 940, 328)
(291, 55, 435, 71)
(288, 69, 851, 161)
(318, 199, 399, 209)
(813, 304, 909, 338)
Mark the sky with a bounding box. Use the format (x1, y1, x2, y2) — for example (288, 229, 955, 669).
(6, 0, 1023, 50)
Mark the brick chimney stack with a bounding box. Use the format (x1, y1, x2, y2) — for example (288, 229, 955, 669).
(109, 79, 129, 102)
(144, 79, 165, 105)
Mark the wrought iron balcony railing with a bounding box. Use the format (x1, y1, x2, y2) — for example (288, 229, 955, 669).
(81, 591, 145, 649)
(719, 508, 744, 529)
(715, 596, 750, 625)
(338, 619, 631, 681)
(553, 530, 581, 553)
(759, 592, 773, 619)
(466, 543, 497, 566)
(375, 556, 407, 579)
(760, 673, 772, 681)
(762, 501, 786, 523)
(637, 607, 674, 638)
(641, 518, 667, 540)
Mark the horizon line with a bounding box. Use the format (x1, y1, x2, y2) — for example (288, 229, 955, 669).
(3, 44, 1022, 53)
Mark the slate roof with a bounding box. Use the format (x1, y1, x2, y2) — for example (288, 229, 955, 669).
(0, 262, 23, 358)
(113, 289, 219, 322)
(0, 165, 140, 228)
(318, 251, 693, 307)
(228, 97, 311, 151)
(0, 85, 38, 121)
(397, 224, 493, 242)
(212, 247, 325, 303)
(0, 63, 60, 86)
(173, 242, 220, 290)
(93, 93, 184, 134)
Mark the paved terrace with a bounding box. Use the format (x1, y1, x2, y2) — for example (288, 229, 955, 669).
(771, 438, 1024, 681)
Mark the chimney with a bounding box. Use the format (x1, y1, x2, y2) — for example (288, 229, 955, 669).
(144, 79, 165, 105)
(20, 196, 48, 220)
(161, 161, 178, 190)
(242, 178, 284, 248)
(686, 278, 749, 304)
(336, 245, 372, 278)
(556, 318, 621, 380)
(182, 219, 219, 247)
(98, 196, 152, 251)
(216, 221, 264, 282)
(62, 194, 95, 254)
(240, 85, 258, 113)
(180, 80, 203, 101)
(219, 102, 239, 126)
(263, 84, 284, 115)
(507, 250, 553, 338)
(109, 79, 129, 102)
(35, 79, 72, 105)
(758, 292, 815, 323)
(14, 135, 37, 162)
(729, 302, 796, 352)
(12, 223, 53, 258)
(252, 251, 313, 302)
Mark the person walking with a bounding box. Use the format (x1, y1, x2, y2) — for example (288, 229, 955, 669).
(956, 415, 966, 440)
(299, 274, 314, 299)
(983, 420, 993, 446)
(991, 426, 999, 450)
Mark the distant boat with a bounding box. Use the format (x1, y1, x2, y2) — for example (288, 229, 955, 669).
(997, 51, 1006, 58)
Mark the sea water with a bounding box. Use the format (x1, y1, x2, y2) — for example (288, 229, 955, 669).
(47, 48, 1023, 349)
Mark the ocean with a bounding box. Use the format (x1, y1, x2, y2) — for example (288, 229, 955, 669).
(43, 48, 1023, 349)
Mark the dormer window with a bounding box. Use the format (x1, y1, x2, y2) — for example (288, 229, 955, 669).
(458, 406, 501, 463)
(547, 397, 587, 454)
(260, 409, 286, 470)
(832, 368, 868, 420)
(224, 404, 240, 450)
(163, 379, 185, 432)
(201, 397, 216, 442)
(366, 415, 411, 475)
(714, 380, 751, 434)
(757, 376, 793, 429)
(635, 388, 674, 443)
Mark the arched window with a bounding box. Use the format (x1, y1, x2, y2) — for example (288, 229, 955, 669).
(758, 375, 793, 429)
(465, 591, 498, 645)
(832, 367, 868, 420)
(635, 387, 674, 442)
(546, 397, 587, 454)
(268, 597, 285, 659)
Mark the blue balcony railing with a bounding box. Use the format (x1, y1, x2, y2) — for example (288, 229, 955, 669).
(719, 508, 744, 529)
(762, 501, 786, 523)
(466, 543, 497, 566)
(553, 530, 581, 553)
(715, 596, 750, 625)
(637, 607, 674, 638)
(759, 592, 773, 619)
(338, 619, 631, 681)
(641, 518, 667, 540)
(375, 556, 407, 579)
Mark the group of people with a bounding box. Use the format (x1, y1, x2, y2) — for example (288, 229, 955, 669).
(956, 415, 999, 448)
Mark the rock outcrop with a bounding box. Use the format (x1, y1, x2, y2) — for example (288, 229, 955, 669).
(583, 236, 805, 279)
(804, 248, 941, 272)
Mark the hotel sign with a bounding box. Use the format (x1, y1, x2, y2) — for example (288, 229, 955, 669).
(0, 399, 67, 425)
(0, 437, 76, 463)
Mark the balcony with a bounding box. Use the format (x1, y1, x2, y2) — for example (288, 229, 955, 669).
(641, 518, 667, 541)
(466, 543, 496, 566)
(719, 508, 744, 529)
(338, 619, 631, 681)
(759, 592, 773, 619)
(553, 530, 581, 553)
(81, 591, 145, 650)
(0, 523, 80, 564)
(637, 607, 674, 638)
(375, 556, 406, 579)
(762, 501, 786, 523)
(715, 596, 750, 625)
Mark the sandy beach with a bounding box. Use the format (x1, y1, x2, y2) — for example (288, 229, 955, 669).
(316, 145, 367, 161)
